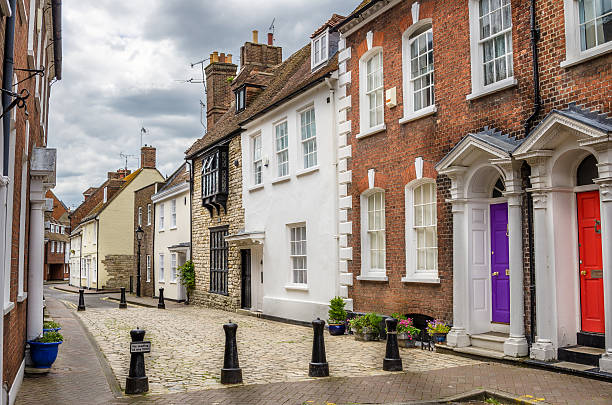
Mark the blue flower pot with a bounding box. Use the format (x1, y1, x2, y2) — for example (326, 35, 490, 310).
(433, 333, 447, 343)
(28, 340, 62, 368)
(328, 324, 346, 336)
(43, 327, 61, 333)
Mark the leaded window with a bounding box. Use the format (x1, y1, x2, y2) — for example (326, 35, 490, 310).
(479, 0, 513, 86)
(300, 108, 317, 169)
(275, 121, 289, 177)
(201, 146, 229, 215)
(210, 227, 229, 295)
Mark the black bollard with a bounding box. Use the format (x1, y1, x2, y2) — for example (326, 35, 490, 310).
(125, 328, 149, 394)
(309, 318, 329, 377)
(77, 289, 86, 311)
(119, 287, 127, 309)
(221, 320, 242, 384)
(158, 288, 165, 309)
(383, 317, 403, 371)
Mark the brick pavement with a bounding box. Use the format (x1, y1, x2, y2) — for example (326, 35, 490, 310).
(15, 298, 118, 405)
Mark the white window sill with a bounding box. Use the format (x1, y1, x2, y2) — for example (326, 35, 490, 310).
(561, 44, 612, 68)
(3, 301, 15, 315)
(296, 166, 319, 177)
(284, 283, 309, 291)
(399, 105, 437, 124)
(356, 123, 386, 139)
(169, 226, 177, 230)
(170, 281, 177, 284)
(158, 280, 165, 284)
(401, 275, 440, 284)
(271, 175, 291, 185)
(17, 292, 27, 303)
(248, 184, 264, 192)
(466, 78, 517, 101)
(158, 229, 164, 232)
(356, 275, 388, 282)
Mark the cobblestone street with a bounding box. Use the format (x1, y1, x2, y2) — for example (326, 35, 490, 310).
(76, 304, 480, 396)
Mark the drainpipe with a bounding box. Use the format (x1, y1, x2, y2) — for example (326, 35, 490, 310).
(325, 77, 339, 298)
(2, 0, 16, 176)
(524, 0, 541, 136)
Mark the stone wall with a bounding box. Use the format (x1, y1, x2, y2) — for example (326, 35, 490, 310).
(102, 254, 135, 289)
(191, 136, 244, 310)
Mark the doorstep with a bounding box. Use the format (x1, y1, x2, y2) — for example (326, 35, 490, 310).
(436, 343, 612, 382)
(236, 308, 263, 318)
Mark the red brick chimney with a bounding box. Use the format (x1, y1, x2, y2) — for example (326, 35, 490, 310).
(140, 146, 156, 169)
(205, 50, 238, 129)
(240, 29, 282, 69)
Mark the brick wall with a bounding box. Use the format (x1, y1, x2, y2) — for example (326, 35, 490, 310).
(341, 0, 610, 332)
(134, 183, 157, 297)
(191, 136, 244, 310)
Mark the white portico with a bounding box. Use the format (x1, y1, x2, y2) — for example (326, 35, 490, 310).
(437, 128, 528, 358)
(513, 105, 612, 370)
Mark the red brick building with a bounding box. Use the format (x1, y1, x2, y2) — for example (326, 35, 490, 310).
(0, 0, 63, 400)
(43, 190, 69, 281)
(336, 0, 611, 367)
(133, 179, 162, 298)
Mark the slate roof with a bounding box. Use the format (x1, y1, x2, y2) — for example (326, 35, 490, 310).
(186, 43, 339, 158)
(311, 13, 346, 38)
(157, 162, 190, 194)
(469, 126, 523, 153)
(546, 102, 612, 134)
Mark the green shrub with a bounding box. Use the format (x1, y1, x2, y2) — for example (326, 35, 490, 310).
(327, 296, 347, 324)
(43, 321, 60, 329)
(349, 313, 383, 334)
(36, 331, 63, 343)
(178, 260, 196, 303)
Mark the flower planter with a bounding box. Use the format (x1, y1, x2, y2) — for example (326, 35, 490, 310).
(43, 327, 61, 333)
(328, 324, 346, 336)
(353, 327, 379, 341)
(433, 333, 447, 343)
(28, 340, 62, 368)
(397, 332, 416, 348)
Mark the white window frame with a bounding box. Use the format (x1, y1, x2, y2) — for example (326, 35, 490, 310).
(159, 203, 165, 231)
(159, 253, 165, 282)
(51, 241, 55, 253)
(467, 0, 517, 100)
(358, 48, 386, 138)
(299, 106, 318, 170)
(357, 189, 387, 281)
(311, 29, 329, 69)
(288, 224, 308, 285)
(404, 179, 440, 283)
(138, 206, 142, 227)
(91, 257, 97, 281)
(274, 120, 289, 178)
(147, 204, 151, 225)
(252, 133, 263, 186)
(170, 253, 177, 283)
(171, 199, 177, 228)
(562, 0, 612, 67)
(400, 20, 437, 124)
(146, 255, 151, 282)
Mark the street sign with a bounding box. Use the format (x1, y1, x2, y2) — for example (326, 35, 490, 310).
(130, 341, 151, 354)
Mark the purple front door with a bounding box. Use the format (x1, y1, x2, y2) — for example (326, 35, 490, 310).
(490, 203, 510, 324)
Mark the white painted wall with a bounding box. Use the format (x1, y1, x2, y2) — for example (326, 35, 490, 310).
(152, 182, 190, 301)
(241, 81, 338, 323)
(69, 233, 81, 287)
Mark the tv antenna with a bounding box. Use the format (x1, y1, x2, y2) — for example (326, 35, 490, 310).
(182, 57, 210, 132)
(119, 152, 137, 172)
(268, 18, 276, 38)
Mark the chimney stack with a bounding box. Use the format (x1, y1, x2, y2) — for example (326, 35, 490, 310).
(268, 32, 274, 45)
(141, 145, 156, 169)
(240, 30, 282, 69)
(205, 50, 238, 128)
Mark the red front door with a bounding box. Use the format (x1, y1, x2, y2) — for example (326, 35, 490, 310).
(577, 191, 605, 333)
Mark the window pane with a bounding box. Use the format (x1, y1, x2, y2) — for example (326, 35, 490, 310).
(484, 40, 494, 62)
(481, 15, 490, 39)
(480, 0, 489, 17)
(502, 4, 511, 29)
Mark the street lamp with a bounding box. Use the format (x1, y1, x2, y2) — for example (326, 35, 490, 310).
(136, 225, 144, 297)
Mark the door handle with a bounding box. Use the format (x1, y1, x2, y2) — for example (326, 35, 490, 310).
(595, 220, 601, 234)
(492, 272, 499, 276)
(505, 269, 510, 276)
(506, 224, 509, 237)
(581, 270, 587, 276)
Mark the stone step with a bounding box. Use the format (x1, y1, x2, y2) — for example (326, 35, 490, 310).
(452, 345, 506, 359)
(470, 332, 507, 352)
(557, 345, 604, 367)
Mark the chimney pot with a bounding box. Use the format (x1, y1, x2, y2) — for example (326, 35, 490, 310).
(268, 32, 273, 45)
(220, 52, 226, 63)
(252, 30, 258, 43)
(212, 51, 219, 63)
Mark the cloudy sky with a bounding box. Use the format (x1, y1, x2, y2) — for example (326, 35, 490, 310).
(48, 0, 356, 208)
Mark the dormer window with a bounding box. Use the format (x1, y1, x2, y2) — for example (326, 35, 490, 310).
(201, 145, 229, 215)
(311, 30, 329, 69)
(235, 86, 246, 113)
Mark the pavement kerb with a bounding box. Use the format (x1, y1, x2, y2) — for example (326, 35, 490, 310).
(53, 284, 121, 294)
(106, 296, 157, 308)
(63, 300, 125, 399)
(391, 388, 552, 405)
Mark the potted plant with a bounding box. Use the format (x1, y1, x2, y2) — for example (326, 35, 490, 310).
(327, 296, 348, 335)
(350, 313, 382, 341)
(178, 260, 196, 304)
(43, 321, 61, 333)
(391, 314, 420, 348)
(28, 331, 63, 369)
(426, 319, 451, 343)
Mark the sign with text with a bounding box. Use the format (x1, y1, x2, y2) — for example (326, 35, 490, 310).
(130, 341, 151, 353)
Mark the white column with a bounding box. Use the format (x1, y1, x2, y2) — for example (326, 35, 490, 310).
(597, 180, 612, 372)
(504, 193, 528, 356)
(529, 191, 556, 361)
(447, 201, 470, 347)
(26, 197, 45, 341)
